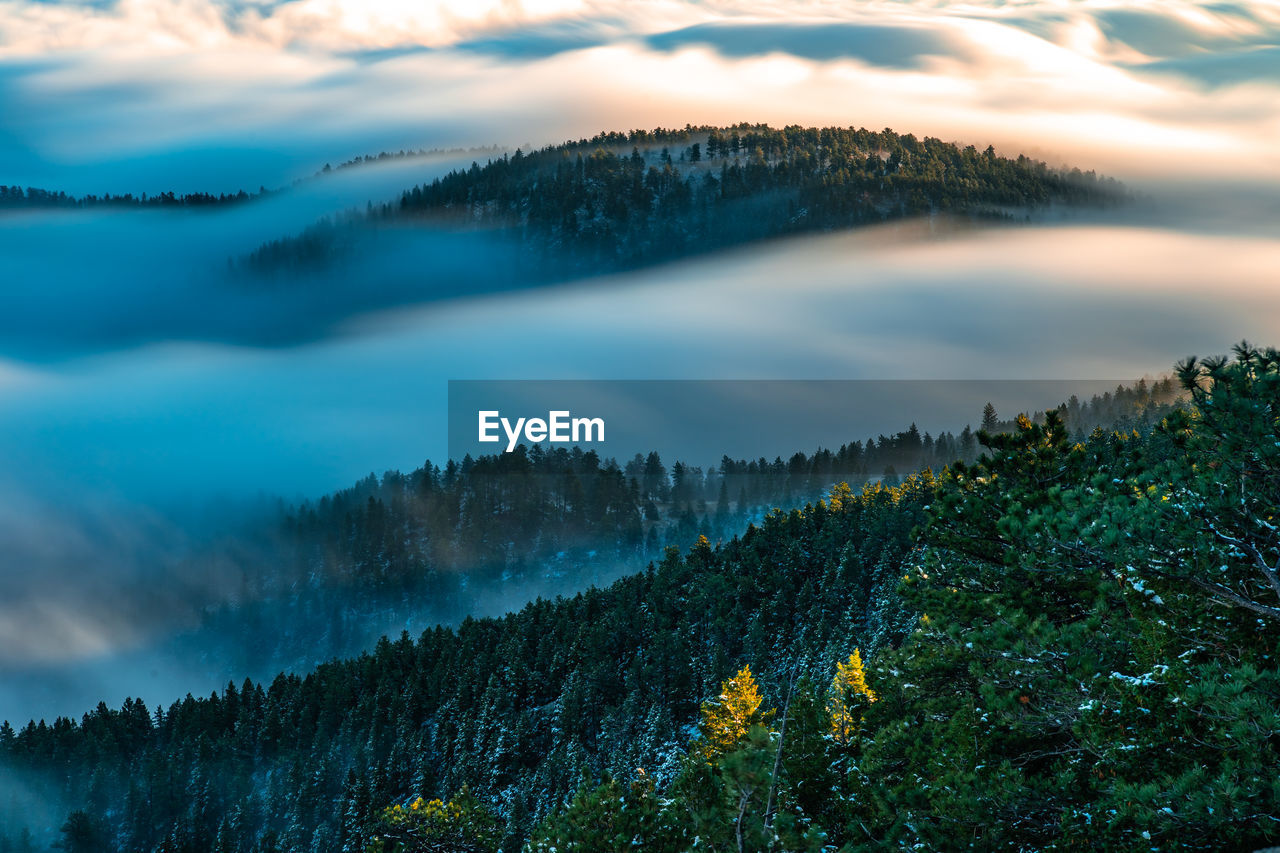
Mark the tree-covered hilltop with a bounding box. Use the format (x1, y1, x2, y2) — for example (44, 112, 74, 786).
(245, 124, 1126, 276)
(11, 371, 1259, 853)
(398, 124, 1121, 251)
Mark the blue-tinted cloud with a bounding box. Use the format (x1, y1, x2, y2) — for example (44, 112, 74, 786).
(1130, 45, 1280, 87)
(2, 0, 1278, 197)
(1095, 6, 1274, 58)
(453, 17, 616, 58)
(646, 21, 978, 68)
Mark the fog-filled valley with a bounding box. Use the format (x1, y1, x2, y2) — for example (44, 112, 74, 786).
(2, 0, 1280, 849)
(2, 125, 1279, 735)
(0, 367, 1182, 727)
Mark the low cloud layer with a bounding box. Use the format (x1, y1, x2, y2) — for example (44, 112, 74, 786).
(1, 0, 1278, 719)
(2, 215, 1275, 720)
(2, 220, 1276, 502)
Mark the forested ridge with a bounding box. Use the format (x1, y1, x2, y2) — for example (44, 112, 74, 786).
(187, 413, 971, 677)
(3, 472, 932, 853)
(245, 124, 1125, 276)
(0, 186, 272, 210)
(1, 124, 1125, 282)
(187, 380, 1177, 677)
(0, 146, 490, 212)
(6, 361, 1277, 853)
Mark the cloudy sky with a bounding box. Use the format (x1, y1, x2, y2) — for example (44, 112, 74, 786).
(1, 0, 1278, 193)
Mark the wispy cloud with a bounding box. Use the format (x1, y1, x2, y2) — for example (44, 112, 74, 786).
(1, 0, 1277, 195)
(4, 0, 1277, 61)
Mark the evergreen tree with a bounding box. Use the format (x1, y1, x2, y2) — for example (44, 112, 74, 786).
(695, 666, 772, 762)
(367, 788, 500, 853)
(826, 650, 875, 746)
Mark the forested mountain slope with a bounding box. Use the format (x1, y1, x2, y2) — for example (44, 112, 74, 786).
(189, 379, 1177, 677)
(1, 471, 931, 852)
(9, 369, 1264, 853)
(245, 124, 1126, 277)
(523, 346, 1279, 852)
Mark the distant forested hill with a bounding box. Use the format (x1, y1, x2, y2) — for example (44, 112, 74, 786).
(182, 411, 981, 678)
(0, 186, 271, 210)
(244, 124, 1126, 276)
(187, 378, 1177, 678)
(1, 124, 1126, 281)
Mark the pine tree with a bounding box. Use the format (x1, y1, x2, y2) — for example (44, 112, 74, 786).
(58, 811, 105, 853)
(695, 666, 772, 761)
(366, 787, 500, 853)
(980, 401, 999, 434)
(827, 650, 876, 745)
(778, 679, 838, 825)
(526, 773, 683, 852)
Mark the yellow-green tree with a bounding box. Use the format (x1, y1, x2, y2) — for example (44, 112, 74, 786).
(697, 665, 773, 761)
(825, 481, 855, 511)
(828, 650, 876, 745)
(366, 786, 500, 853)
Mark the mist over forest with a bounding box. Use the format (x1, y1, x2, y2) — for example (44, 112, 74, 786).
(0, 117, 1265, 727)
(1, 120, 1278, 841)
(2, 0, 1279, 849)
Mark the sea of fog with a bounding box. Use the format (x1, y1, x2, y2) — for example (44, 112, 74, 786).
(2, 168, 1279, 724)
(6, 0, 1280, 763)
(2, 198, 1276, 505)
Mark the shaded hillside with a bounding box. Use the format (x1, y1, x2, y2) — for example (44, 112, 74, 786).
(245, 124, 1126, 276)
(0, 475, 931, 852)
(0, 377, 1197, 853)
(189, 378, 1178, 677)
